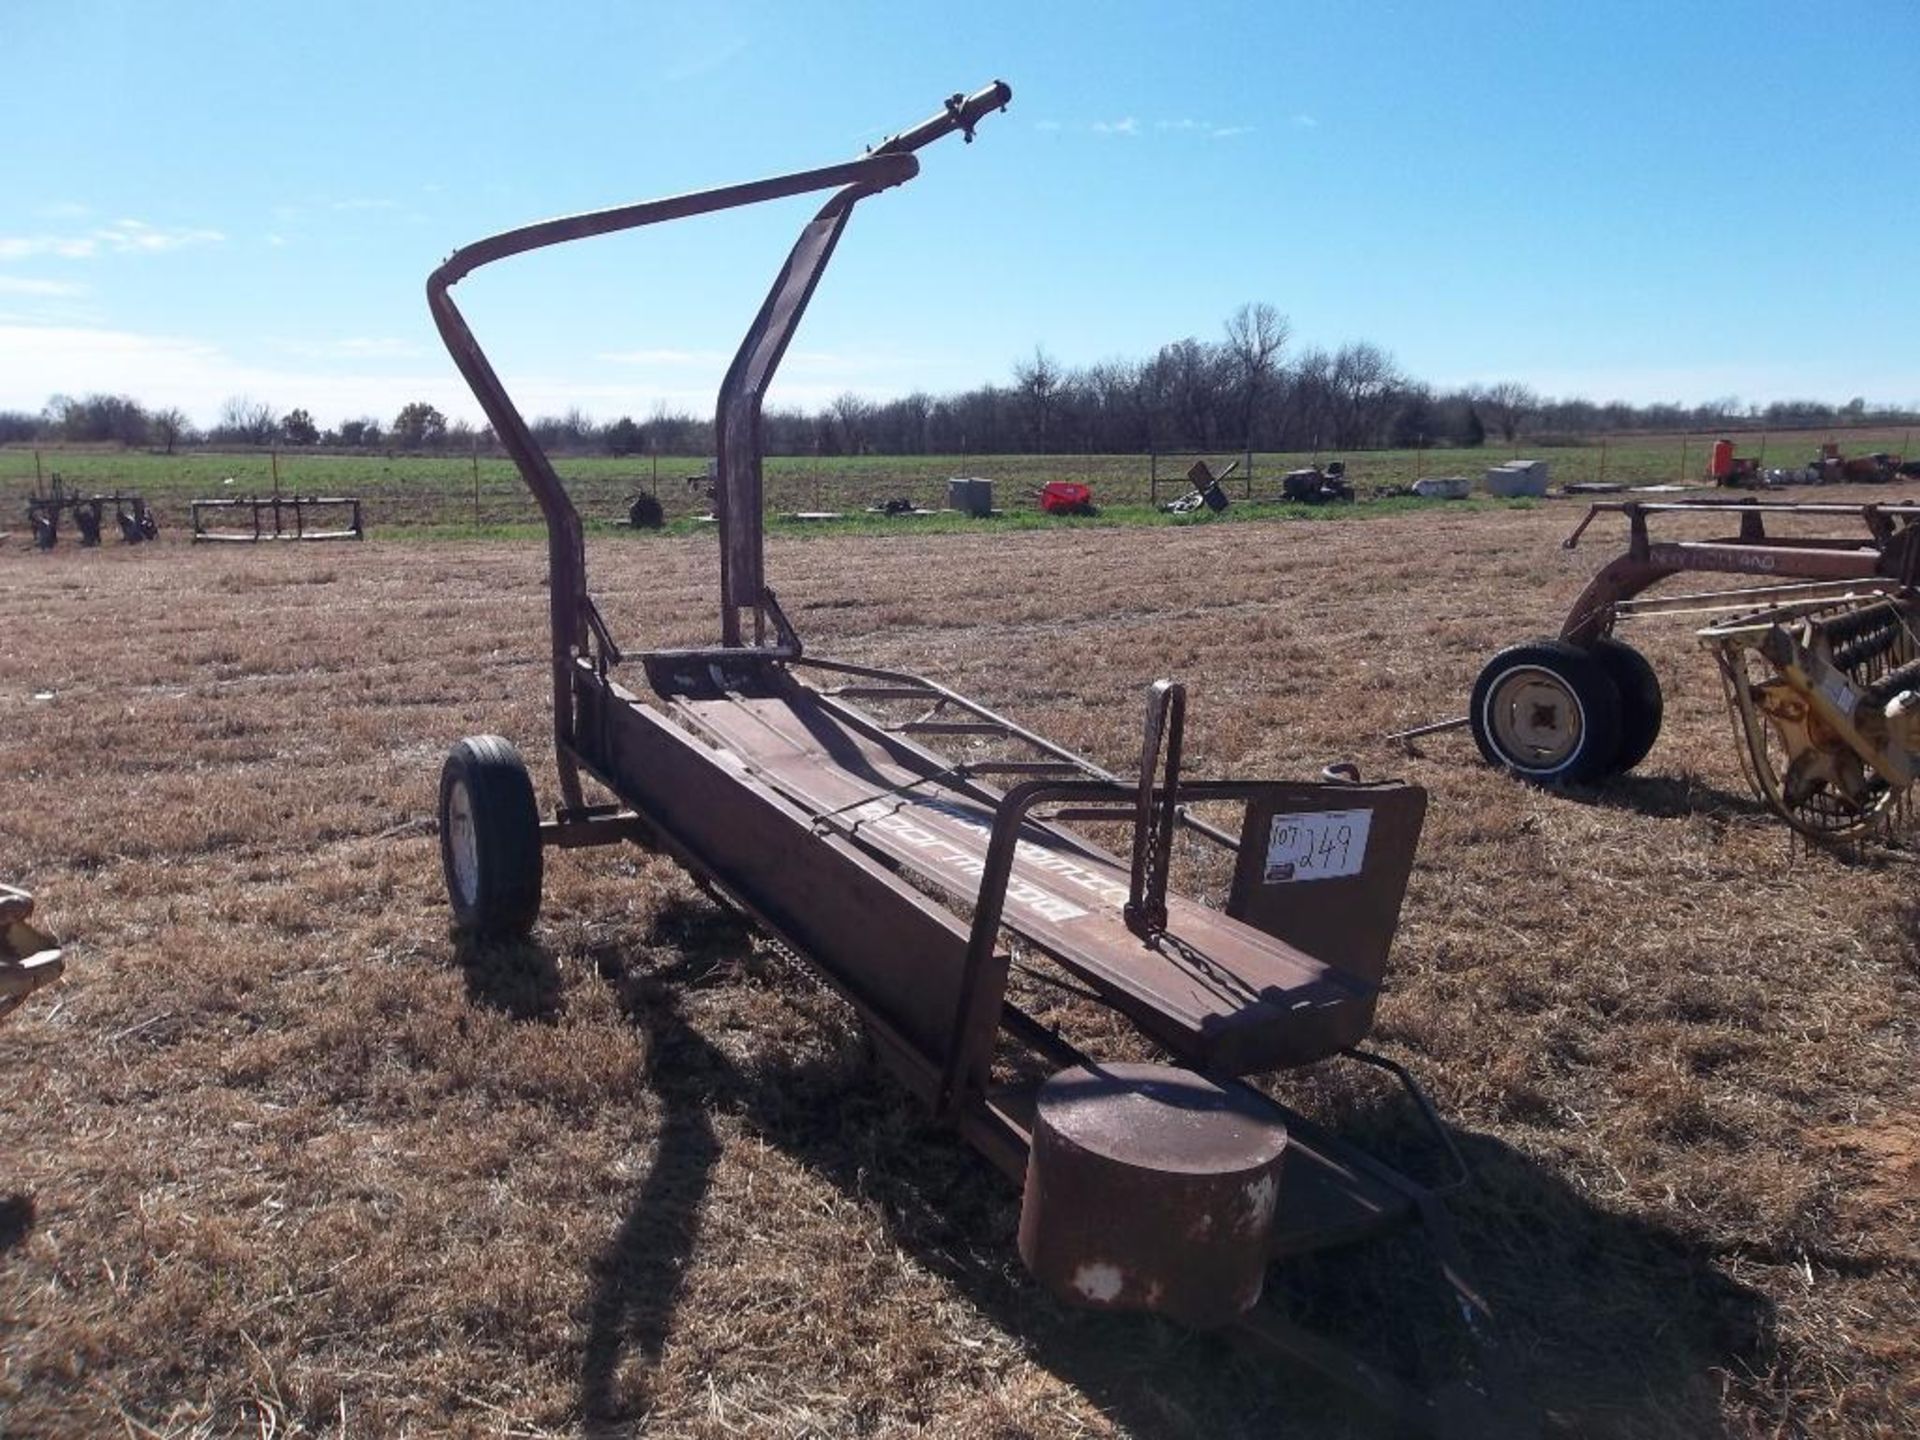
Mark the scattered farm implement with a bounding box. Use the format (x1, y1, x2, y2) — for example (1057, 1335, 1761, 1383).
(26, 479, 158, 549)
(429, 82, 1530, 1433)
(0, 886, 62, 1022)
(1470, 497, 1920, 837)
(190, 494, 364, 542)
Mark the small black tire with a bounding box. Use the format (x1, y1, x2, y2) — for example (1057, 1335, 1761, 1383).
(1588, 636, 1663, 774)
(1470, 639, 1623, 786)
(439, 735, 543, 938)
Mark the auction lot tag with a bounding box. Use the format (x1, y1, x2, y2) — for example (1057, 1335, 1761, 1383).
(1264, 808, 1371, 883)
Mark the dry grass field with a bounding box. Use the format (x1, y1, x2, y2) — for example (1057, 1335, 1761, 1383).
(2, 493, 1916, 1438)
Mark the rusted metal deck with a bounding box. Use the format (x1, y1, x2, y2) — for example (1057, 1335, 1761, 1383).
(650, 658, 1374, 1075)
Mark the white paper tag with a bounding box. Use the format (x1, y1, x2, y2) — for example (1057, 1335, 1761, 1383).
(1264, 808, 1372, 883)
(1818, 669, 1858, 718)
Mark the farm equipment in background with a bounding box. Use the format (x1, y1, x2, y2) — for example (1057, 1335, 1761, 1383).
(25, 477, 158, 549)
(190, 494, 364, 542)
(0, 886, 63, 1022)
(427, 81, 1533, 1435)
(626, 490, 665, 529)
(1707, 438, 1763, 487)
(1468, 498, 1920, 837)
(1158, 458, 1235, 514)
(1281, 460, 1354, 504)
(1036, 480, 1094, 516)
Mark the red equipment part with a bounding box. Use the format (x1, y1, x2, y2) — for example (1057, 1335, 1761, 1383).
(1039, 481, 1093, 515)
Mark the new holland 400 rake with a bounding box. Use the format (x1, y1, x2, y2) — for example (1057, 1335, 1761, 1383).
(429, 83, 1528, 1433)
(1472, 498, 1920, 838)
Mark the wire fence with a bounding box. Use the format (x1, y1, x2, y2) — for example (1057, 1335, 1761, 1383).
(3, 428, 1913, 536)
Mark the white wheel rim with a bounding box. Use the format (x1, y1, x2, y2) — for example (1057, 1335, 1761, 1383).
(1487, 665, 1586, 770)
(447, 778, 480, 907)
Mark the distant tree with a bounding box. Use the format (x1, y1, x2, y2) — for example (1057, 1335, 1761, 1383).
(150, 406, 191, 453)
(280, 408, 319, 446)
(1327, 343, 1402, 449)
(1223, 302, 1289, 445)
(605, 416, 642, 456)
(1388, 386, 1437, 449)
(1478, 382, 1537, 444)
(391, 401, 448, 450)
(45, 392, 149, 445)
(830, 392, 874, 455)
(0, 410, 39, 443)
(333, 416, 384, 448)
(215, 395, 278, 445)
(1460, 402, 1485, 448)
(1012, 347, 1062, 449)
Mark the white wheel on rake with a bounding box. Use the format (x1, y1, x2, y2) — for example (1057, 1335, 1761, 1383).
(1470, 640, 1624, 786)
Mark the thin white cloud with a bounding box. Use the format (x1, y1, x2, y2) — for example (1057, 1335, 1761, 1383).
(0, 275, 88, 297)
(1292, 114, 1319, 129)
(1033, 120, 1062, 132)
(32, 201, 92, 221)
(0, 219, 225, 262)
(328, 197, 401, 212)
(1086, 117, 1251, 139)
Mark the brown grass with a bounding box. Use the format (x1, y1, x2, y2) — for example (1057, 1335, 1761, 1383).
(2, 492, 1916, 1437)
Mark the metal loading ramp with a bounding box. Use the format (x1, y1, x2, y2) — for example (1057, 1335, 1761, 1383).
(651, 658, 1376, 1075)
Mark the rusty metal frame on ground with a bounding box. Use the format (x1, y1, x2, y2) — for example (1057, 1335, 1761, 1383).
(429, 81, 1532, 1435)
(189, 495, 364, 542)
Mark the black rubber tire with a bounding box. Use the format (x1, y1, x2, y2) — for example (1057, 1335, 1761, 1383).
(1470, 639, 1623, 786)
(1588, 636, 1663, 774)
(438, 735, 543, 938)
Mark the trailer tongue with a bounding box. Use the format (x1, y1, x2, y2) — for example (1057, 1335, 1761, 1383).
(428, 82, 1530, 1435)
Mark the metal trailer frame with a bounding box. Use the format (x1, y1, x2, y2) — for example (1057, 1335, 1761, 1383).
(1556, 498, 1920, 646)
(429, 83, 1529, 1435)
(189, 494, 364, 542)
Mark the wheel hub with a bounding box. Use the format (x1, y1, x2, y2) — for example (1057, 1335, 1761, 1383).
(1490, 669, 1582, 767)
(446, 778, 480, 907)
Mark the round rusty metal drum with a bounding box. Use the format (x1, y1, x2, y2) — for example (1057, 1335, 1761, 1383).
(1017, 1061, 1287, 1328)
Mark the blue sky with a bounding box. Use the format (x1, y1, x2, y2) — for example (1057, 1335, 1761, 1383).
(3, 0, 1915, 428)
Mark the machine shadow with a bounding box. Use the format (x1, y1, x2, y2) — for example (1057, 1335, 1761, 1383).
(1578, 771, 1772, 824)
(452, 931, 566, 1022)
(574, 904, 1775, 1439)
(0, 1193, 35, 1255)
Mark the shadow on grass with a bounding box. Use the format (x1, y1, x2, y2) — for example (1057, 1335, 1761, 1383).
(571, 901, 1774, 1439)
(452, 931, 565, 1022)
(0, 1194, 34, 1255)
(1577, 771, 1773, 824)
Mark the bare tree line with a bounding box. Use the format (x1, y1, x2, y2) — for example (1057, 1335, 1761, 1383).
(4, 303, 1914, 457)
